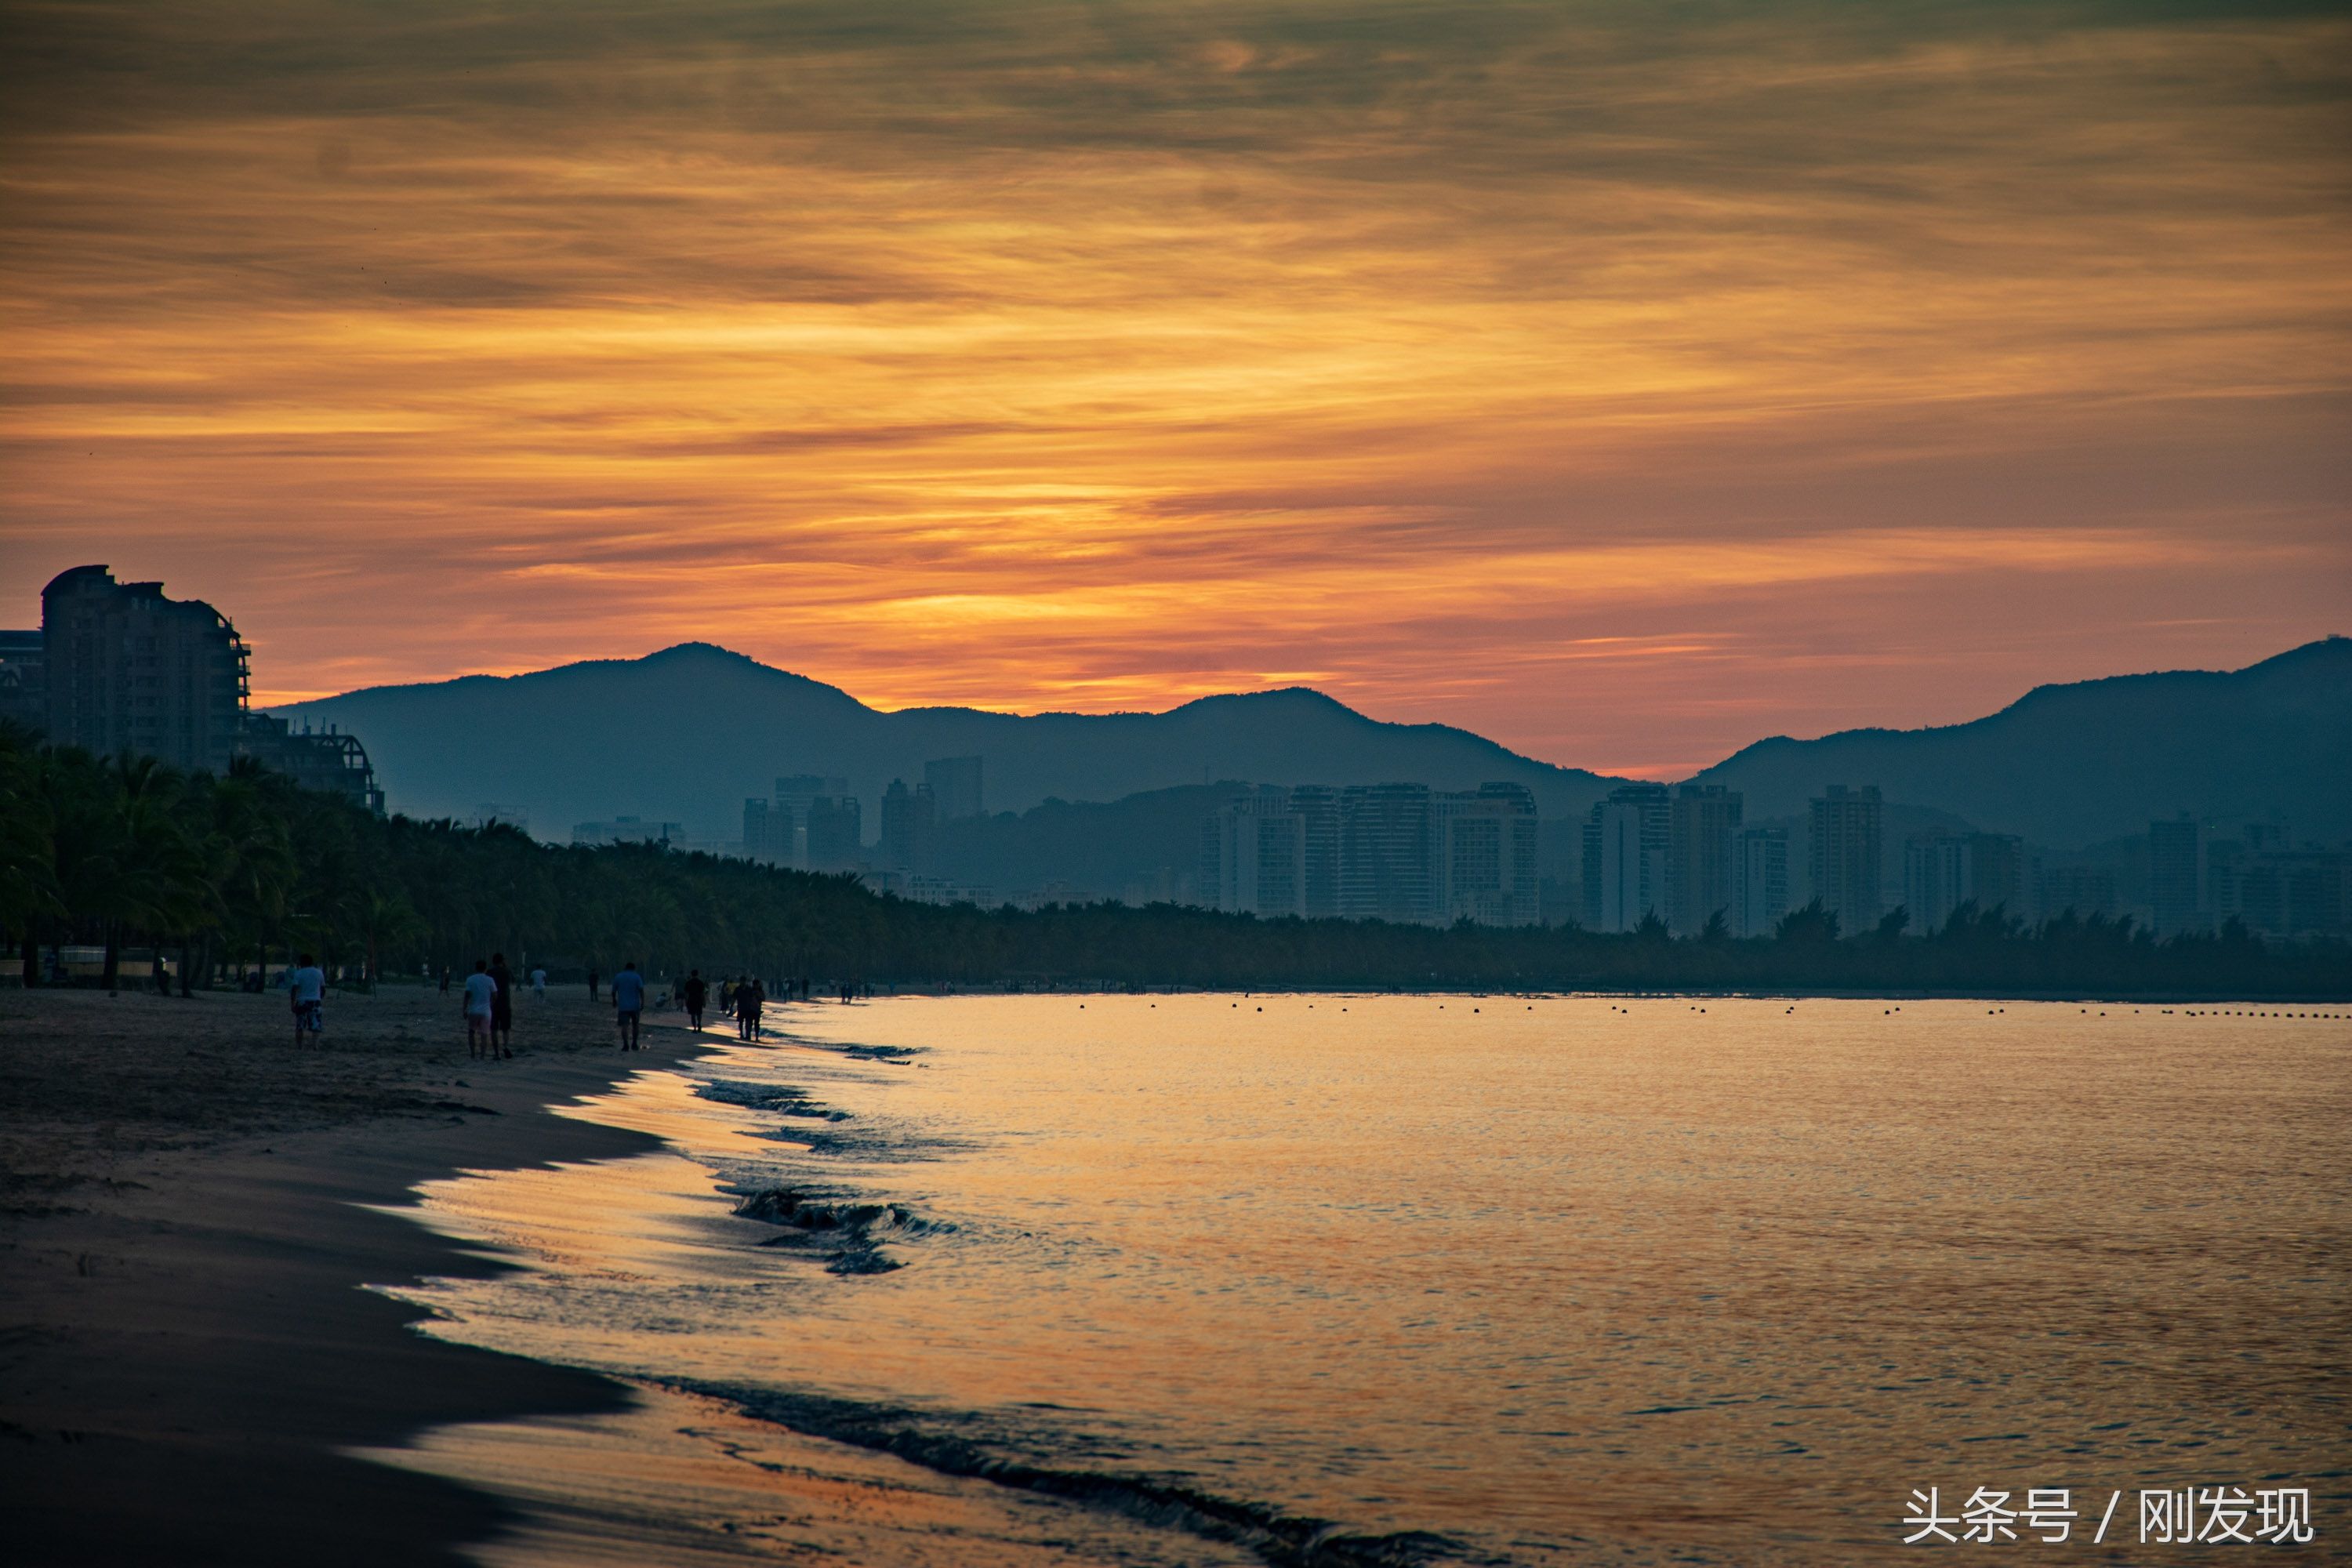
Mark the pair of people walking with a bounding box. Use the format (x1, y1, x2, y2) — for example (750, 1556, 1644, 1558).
(462, 952, 517, 1058)
(734, 975, 765, 1041)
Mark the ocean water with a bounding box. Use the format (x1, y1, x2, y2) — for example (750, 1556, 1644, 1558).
(370, 995, 2350, 1565)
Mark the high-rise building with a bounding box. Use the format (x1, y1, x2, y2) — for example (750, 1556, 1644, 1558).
(1809, 784, 1883, 929)
(2202, 825, 2348, 938)
(41, 564, 249, 773)
(1902, 834, 1969, 933)
(773, 774, 851, 869)
(923, 756, 985, 820)
(1340, 783, 1436, 924)
(880, 778, 938, 873)
(1584, 783, 1670, 932)
(1734, 827, 1790, 937)
(1435, 782, 1541, 927)
(2148, 814, 2205, 935)
(2238, 847, 2350, 936)
(1202, 793, 1307, 917)
(804, 795, 862, 870)
(1965, 833, 2030, 920)
(1288, 785, 1343, 918)
(25, 564, 381, 812)
(1198, 781, 1539, 927)
(1667, 784, 1743, 935)
(743, 797, 778, 863)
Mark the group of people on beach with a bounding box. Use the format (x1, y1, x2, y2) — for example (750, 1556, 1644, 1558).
(285, 953, 807, 1056)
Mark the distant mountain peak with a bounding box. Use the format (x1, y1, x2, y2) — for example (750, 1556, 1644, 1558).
(1171, 686, 1356, 715)
(644, 640, 753, 662)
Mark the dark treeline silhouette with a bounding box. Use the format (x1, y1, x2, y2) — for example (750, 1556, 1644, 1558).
(4, 729, 2347, 999)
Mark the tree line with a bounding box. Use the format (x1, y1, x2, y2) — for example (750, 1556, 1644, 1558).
(3, 728, 2346, 998)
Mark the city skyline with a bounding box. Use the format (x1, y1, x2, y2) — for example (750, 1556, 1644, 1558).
(4, 3, 2347, 778)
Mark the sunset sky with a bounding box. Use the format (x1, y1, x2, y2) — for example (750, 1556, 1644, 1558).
(2, 1, 2346, 777)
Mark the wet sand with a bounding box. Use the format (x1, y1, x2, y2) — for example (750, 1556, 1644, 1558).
(0, 982, 713, 1566)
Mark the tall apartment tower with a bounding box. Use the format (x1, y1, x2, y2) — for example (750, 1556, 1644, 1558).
(771, 774, 851, 869)
(1902, 834, 1969, 933)
(1905, 830, 2032, 932)
(1667, 784, 1744, 935)
(1966, 833, 2031, 921)
(923, 756, 984, 820)
(1340, 783, 1435, 924)
(1583, 783, 1670, 932)
(40, 564, 249, 773)
(804, 795, 862, 870)
(1734, 827, 1790, 937)
(743, 797, 777, 864)
(1809, 784, 1884, 929)
(1435, 782, 1541, 927)
(1202, 793, 1307, 917)
(880, 779, 938, 873)
(2148, 815, 2205, 935)
(1287, 785, 1344, 918)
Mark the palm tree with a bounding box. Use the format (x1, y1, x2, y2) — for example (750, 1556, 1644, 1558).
(203, 761, 298, 986)
(0, 725, 62, 982)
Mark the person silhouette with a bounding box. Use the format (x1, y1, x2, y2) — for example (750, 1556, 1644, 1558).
(612, 960, 646, 1050)
(286, 953, 326, 1047)
(488, 952, 515, 1058)
(463, 960, 497, 1058)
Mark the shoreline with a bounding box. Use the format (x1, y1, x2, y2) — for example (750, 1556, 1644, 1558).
(0, 984, 725, 1567)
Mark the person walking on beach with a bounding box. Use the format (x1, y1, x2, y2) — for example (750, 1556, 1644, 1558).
(438, 964, 451, 994)
(681, 969, 708, 1032)
(488, 952, 516, 1058)
(739, 977, 767, 1041)
(587, 964, 600, 1003)
(612, 960, 645, 1051)
(286, 953, 326, 1047)
(531, 965, 547, 1001)
(463, 960, 498, 1058)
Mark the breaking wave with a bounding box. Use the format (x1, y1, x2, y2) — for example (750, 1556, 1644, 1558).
(724, 1184, 950, 1276)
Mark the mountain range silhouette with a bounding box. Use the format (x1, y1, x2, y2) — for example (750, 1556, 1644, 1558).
(280, 637, 2351, 875)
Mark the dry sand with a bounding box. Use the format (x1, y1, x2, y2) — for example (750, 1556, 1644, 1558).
(0, 982, 714, 1566)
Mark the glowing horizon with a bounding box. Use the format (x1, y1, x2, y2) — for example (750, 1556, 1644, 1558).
(2, 2, 2346, 779)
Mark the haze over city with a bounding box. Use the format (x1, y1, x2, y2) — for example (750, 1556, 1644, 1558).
(5, 2, 2347, 776)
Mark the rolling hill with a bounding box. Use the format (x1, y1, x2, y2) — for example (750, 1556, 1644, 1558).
(276, 637, 2352, 868)
(1687, 637, 2351, 848)
(277, 644, 1629, 865)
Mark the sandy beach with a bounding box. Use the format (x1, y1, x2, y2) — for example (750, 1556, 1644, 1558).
(0, 982, 713, 1566)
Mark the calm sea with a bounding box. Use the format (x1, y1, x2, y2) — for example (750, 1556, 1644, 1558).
(372, 995, 2349, 1566)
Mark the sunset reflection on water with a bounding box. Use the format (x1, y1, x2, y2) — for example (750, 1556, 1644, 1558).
(379, 995, 2350, 1564)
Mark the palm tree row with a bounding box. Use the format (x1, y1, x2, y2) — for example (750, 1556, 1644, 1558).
(3, 725, 2346, 998)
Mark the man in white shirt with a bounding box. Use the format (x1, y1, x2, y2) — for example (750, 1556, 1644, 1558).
(463, 960, 499, 1059)
(531, 966, 547, 1001)
(286, 954, 327, 1047)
